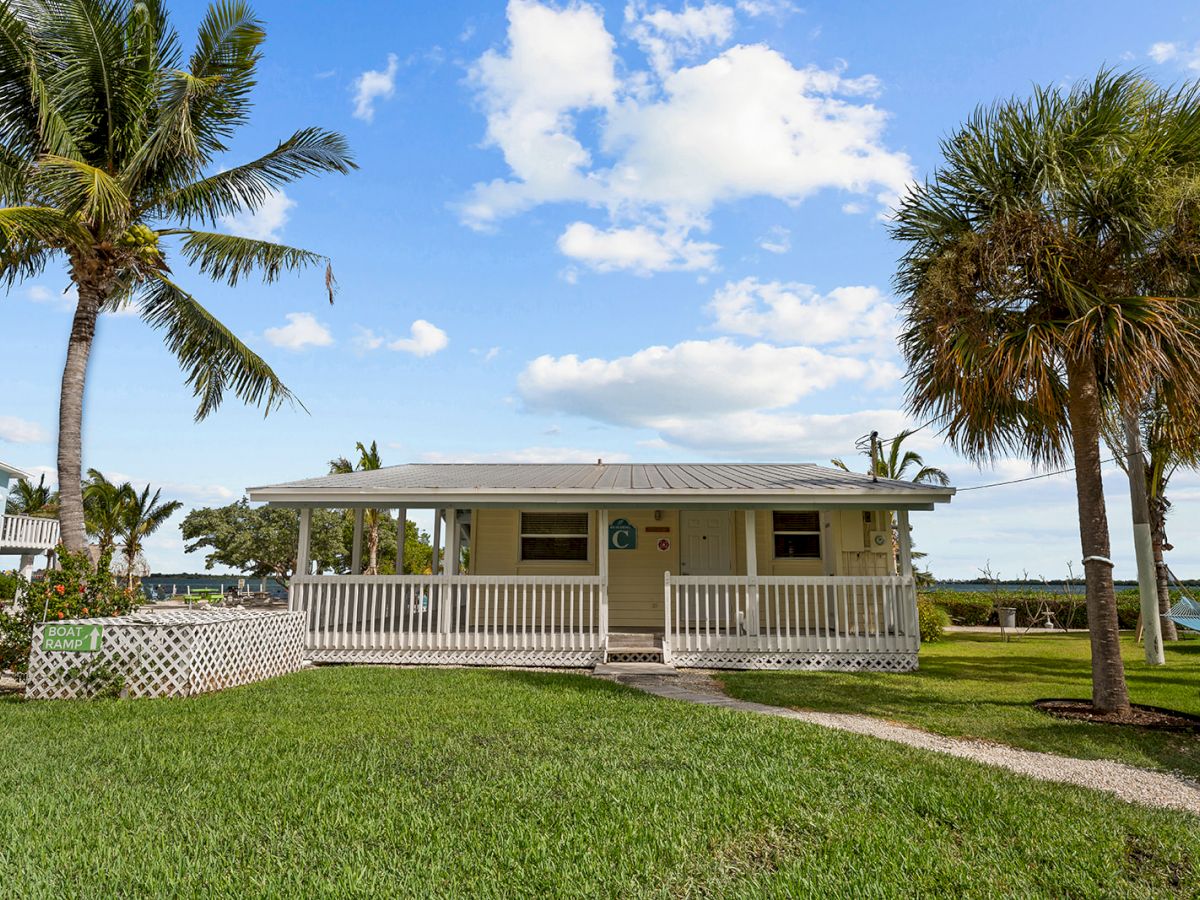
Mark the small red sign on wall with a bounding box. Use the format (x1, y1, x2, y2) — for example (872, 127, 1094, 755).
(657, 538, 671, 552)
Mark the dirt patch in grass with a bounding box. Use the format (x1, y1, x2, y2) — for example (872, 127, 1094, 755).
(1035, 698, 1200, 732)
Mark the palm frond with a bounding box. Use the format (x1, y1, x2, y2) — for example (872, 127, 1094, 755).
(174, 229, 333, 299)
(161, 127, 355, 224)
(34, 154, 129, 226)
(138, 273, 297, 420)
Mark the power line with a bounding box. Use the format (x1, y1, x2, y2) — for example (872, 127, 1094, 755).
(957, 455, 1125, 492)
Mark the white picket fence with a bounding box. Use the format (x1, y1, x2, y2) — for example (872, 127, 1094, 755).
(290, 575, 606, 666)
(664, 573, 919, 671)
(0, 514, 59, 551)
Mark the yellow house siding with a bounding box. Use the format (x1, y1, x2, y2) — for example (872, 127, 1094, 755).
(606, 509, 679, 629)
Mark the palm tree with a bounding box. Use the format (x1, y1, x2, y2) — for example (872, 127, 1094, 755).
(892, 71, 1200, 714)
(118, 484, 183, 587)
(329, 441, 384, 574)
(0, 0, 356, 554)
(83, 469, 134, 571)
(4, 474, 58, 517)
(832, 429, 950, 485)
(832, 429, 948, 576)
(1103, 387, 1200, 642)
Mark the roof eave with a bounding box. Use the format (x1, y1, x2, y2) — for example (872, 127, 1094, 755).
(246, 486, 954, 510)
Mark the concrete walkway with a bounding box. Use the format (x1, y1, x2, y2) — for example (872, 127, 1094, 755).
(600, 671, 1200, 816)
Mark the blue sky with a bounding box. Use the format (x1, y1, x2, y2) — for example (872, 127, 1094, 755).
(5, 0, 1200, 579)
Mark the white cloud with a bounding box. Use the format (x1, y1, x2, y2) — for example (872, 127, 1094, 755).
(219, 189, 295, 241)
(353, 53, 400, 122)
(735, 0, 798, 17)
(464, 0, 617, 227)
(388, 320, 449, 357)
(707, 278, 898, 352)
(352, 326, 386, 352)
(756, 225, 790, 254)
(1148, 40, 1200, 70)
(519, 338, 866, 425)
(0, 416, 49, 444)
(25, 283, 77, 311)
(626, 1, 735, 75)
(464, 4, 911, 268)
(263, 312, 334, 351)
(557, 221, 718, 273)
(647, 408, 918, 458)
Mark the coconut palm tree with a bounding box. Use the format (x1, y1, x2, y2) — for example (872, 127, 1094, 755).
(329, 441, 384, 574)
(83, 469, 134, 571)
(891, 71, 1200, 714)
(118, 484, 183, 587)
(0, 0, 356, 554)
(4, 474, 58, 517)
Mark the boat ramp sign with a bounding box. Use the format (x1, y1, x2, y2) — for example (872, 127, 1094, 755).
(41, 623, 104, 653)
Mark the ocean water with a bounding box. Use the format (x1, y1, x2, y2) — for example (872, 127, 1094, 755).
(141, 575, 287, 601)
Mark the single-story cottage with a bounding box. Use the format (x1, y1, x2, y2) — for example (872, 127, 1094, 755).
(247, 462, 955, 671)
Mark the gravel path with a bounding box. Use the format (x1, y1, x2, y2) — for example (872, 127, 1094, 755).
(602, 671, 1200, 816)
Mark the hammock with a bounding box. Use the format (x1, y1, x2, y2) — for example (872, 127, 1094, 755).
(1166, 567, 1200, 633)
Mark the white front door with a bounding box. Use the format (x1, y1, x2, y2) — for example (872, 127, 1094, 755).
(679, 511, 733, 576)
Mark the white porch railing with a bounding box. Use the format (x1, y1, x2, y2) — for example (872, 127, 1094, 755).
(664, 573, 919, 671)
(290, 574, 606, 666)
(0, 514, 60, 551)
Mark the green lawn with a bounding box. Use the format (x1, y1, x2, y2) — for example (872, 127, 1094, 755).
(720, 632, 1200, 777)
(1, 667, 1198, 897)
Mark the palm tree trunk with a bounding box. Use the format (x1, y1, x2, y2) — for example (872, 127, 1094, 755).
(57, 275, 104, 554)
(1066, 358, 1131, 714)
(367, 512, 379, 576)
(1152, 528, 1179, 642)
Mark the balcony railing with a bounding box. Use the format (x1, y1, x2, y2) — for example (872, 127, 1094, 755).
(0, 514, 60, 552)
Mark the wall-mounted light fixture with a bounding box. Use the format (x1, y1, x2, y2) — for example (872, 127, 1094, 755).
(653, 509, 663, 521)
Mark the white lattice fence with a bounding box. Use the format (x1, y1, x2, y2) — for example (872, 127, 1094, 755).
(25, 609, 305, 700)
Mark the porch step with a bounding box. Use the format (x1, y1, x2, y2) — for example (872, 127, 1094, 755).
(594, 662, 677, 676)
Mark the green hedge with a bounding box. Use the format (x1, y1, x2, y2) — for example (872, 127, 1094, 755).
(920, 588, 1164, 630)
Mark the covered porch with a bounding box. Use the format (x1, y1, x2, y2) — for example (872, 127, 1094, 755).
(248, 463, 953, 671)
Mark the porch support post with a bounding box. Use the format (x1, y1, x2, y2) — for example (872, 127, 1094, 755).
(897, 510, 913, 578)
(431, 509, 442, 575)
(395, 507, 407, 574)
(743, 509, 758, 640)
(351, 509, 364, 575)
(743, 510, 757, 577)
(295, 507, 312, 609)
(445, 508, 459, 575)
(598, 508, 609, 655)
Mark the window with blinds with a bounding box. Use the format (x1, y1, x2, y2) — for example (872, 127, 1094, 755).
(773, 511, 821, 559)
(519, 512, 590, 561)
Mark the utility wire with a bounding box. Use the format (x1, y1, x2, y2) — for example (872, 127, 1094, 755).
(957, 454, 1128, 492)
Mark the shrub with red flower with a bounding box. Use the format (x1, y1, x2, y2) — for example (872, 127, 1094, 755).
(0, 547, 138, 675)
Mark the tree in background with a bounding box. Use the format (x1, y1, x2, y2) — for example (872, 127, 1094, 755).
(118, 485, 183, 587)
(892, 71, 1200, 714)
(329, 441, 384, 574)
(1103, 385, 1200, 642)
(83, 468, 133, 571)
(832, 429, 948, 581)
(4, 475, 58, 517)
(0, 0, 355, 553)
(832, 429, 950, 486)
(181, 499, 344, 587)
(332, 513, 434, 575)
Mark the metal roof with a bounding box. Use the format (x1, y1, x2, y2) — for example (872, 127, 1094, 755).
(248, 463, 955, 511)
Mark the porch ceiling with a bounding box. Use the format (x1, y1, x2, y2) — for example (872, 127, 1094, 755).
(247, 463, 954, 510)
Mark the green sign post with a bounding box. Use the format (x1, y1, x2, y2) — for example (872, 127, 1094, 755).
(608, 518, 637, 550)
(42, 623, 104, 653)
